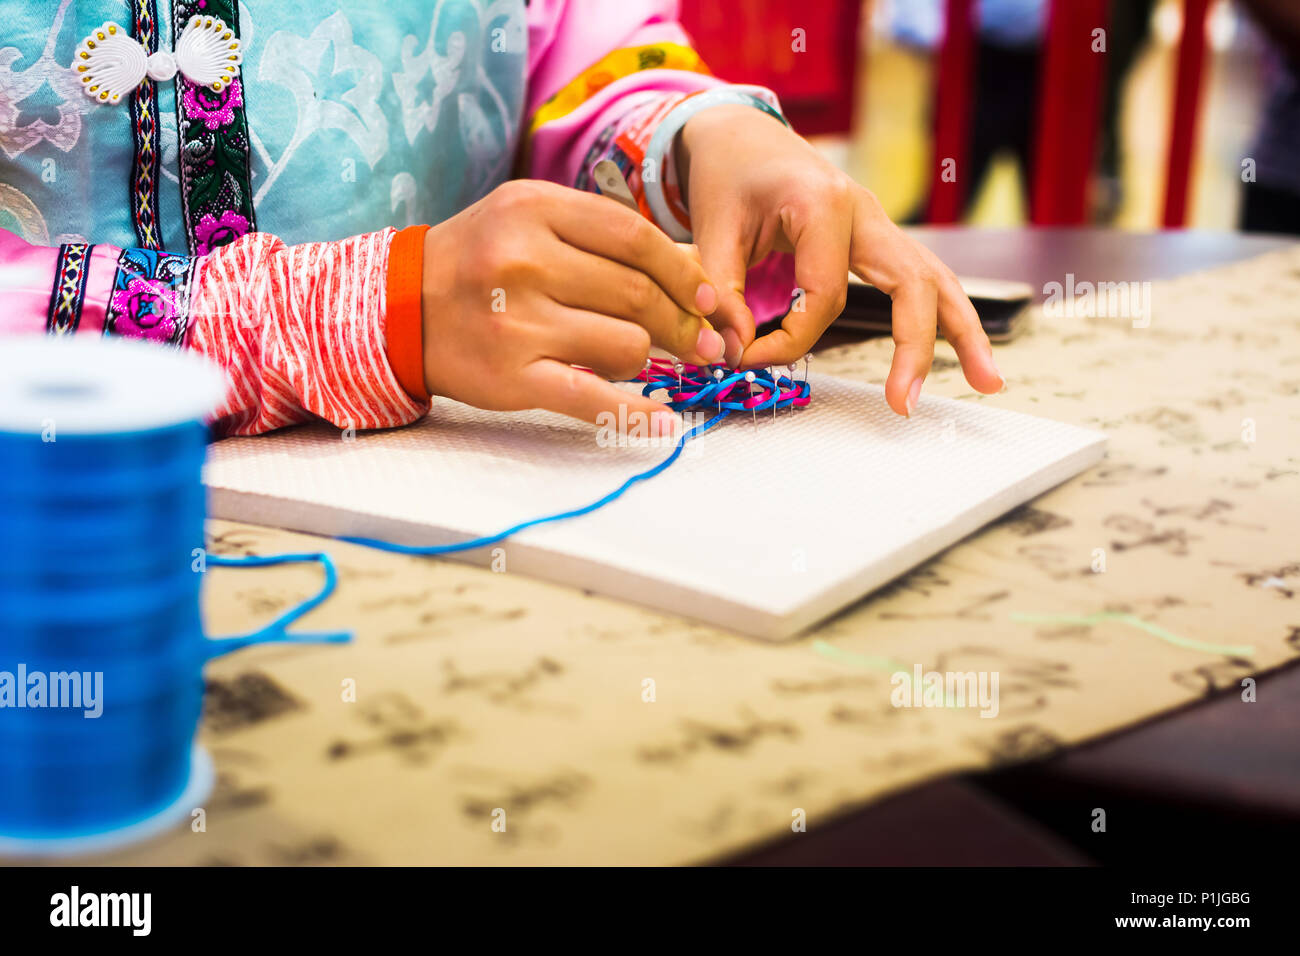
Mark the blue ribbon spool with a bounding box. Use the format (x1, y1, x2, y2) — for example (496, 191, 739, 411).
(0, 338, 350, 856)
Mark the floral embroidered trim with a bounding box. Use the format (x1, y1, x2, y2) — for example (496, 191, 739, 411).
(129, 0, 162, 250)
(528, 42, 711, 140)
(173, 2, 256, 256)
(46, 242, 94, 336)
(103, 246, 197, 346)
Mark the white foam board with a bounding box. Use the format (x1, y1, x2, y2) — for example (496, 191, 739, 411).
(203, 376, 1106, 639)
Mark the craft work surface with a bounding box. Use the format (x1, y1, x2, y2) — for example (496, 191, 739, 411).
(907, 227, 1297, 298)
(202, 378, 1106, 639)
(76, 247, 1300, 866)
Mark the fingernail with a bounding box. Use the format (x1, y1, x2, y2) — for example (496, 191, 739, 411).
(906, 378, 923, 416)
(697, 326, 725, 363)
(651, 410, 681, 438)
(695, 282, 718, 315)
(992, 358, 1006, 392)
(721, 329, 742, 368)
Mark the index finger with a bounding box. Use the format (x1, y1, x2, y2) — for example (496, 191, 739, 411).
(545, 189, 717, 320)
(736, 207, 850, 369)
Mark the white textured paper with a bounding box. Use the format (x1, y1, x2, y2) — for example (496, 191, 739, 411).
(203, 376, 1106, 638)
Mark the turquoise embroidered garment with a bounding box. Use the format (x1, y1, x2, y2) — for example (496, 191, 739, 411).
(0, 0, 527, 252)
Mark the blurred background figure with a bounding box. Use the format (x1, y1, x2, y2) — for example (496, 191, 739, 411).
(1237, 0, 1300, 234)
(679, 0, 1299, 235)
(890, 0, 1051, 223)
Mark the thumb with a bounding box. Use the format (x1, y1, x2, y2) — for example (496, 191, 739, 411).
(693, 206, 755, 368)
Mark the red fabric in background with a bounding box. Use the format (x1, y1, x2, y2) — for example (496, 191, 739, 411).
(1162, 0, 1211, 228)
(678, 0, 863, 136)
(926, 0, 976, 223)
(1030, 0, 1111, 225)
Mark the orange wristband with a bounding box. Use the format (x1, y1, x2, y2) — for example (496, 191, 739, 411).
(384, 224, 431, 403)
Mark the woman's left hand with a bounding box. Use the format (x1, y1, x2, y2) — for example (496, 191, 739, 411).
(678, 104, 1005, 417)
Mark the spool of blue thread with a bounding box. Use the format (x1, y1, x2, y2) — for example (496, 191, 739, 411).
(0, 338, 348, 857)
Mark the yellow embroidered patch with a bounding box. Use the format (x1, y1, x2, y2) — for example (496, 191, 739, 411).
(527, 42, 710, 138)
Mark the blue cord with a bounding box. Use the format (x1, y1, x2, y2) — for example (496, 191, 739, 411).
(339, 363, 810, 557)
(0, 421, 351, 843)
(204, 552, 353, 656)
(0, 362, 806, 842)
(341, 407, 733, 555)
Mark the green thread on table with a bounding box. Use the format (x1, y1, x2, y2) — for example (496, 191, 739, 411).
(1009, 612, 1254, 658)
(811, 639, 910, 673)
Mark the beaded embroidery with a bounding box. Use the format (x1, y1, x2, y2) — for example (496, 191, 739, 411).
(72, 14, 243, 105)
(73, 9, 247, 251)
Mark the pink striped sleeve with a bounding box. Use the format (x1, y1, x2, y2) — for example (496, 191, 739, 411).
(188, 227, 428, 437)
(0, 225, 428, 437)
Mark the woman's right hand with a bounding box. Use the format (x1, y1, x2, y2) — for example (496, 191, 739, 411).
(420, 180, 723, 436)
